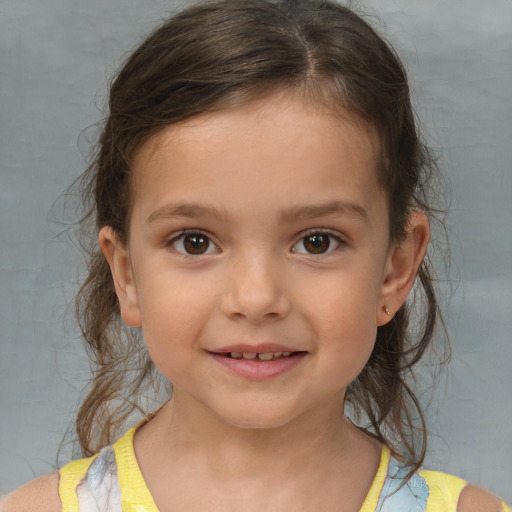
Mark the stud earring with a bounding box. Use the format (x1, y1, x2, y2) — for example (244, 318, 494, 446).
(384, 305, 391, 316)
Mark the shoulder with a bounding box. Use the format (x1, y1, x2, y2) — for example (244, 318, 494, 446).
(419, 469, 507, 512)
(457, 485, 507, 512)
(0, 473, 62, 512)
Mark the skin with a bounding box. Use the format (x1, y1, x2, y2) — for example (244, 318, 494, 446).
(111, 93, 404, 434)
(101, 91, 426, 511)
(2, 92, 504, 511)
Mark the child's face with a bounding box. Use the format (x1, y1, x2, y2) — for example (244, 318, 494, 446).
(102, 92, 418, 430)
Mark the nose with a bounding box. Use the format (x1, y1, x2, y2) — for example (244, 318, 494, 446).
(220, 252, 291, 323)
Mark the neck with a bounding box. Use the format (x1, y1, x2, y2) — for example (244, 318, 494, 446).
(139, 388, 376, 481)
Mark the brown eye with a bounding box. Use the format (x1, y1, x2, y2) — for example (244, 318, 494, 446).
(292, 232, 342, 255)
(172, 232, 216, 255)
(183, 234, 209, 254)
(303, 233, 330, 254)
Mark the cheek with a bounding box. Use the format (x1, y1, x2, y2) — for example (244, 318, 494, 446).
(302, 273, 380, 374)
(136, 275, 216, 368)
(321, 309, 377, 363)
(304, 272, 381, 327)
(318, 319, 378, 392)
(138, 269, 211, 322)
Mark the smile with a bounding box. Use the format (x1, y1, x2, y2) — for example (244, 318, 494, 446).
(209, 350, 307, 379)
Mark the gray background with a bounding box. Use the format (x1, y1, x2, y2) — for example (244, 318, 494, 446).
(1, 0, 511, 502)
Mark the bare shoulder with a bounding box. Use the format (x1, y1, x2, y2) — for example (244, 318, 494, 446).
(0, 473, 61, 512)
(458, 484, 506, 512)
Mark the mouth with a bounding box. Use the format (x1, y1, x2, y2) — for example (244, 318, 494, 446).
(221, 351, 300, 361)
(208, 349, 307, 379)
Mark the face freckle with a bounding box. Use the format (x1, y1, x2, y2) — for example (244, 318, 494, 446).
(116, 92, 396, 430)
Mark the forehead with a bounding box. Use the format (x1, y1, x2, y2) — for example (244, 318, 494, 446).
(129, 92, 384, 223)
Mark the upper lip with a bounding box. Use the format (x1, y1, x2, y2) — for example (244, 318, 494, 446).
(211, 343, 301, 354)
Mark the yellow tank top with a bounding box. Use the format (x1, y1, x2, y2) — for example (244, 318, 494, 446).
(59, 428, 510, 512)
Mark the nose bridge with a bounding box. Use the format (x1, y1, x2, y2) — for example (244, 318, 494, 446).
(222, 246, 290, 322)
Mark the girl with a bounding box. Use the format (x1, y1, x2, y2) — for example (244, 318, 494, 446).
(3, 0, 509, 510)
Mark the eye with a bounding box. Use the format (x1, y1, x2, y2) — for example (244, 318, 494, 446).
(171, 232, 218, 255)
(292, 231, 342, 255)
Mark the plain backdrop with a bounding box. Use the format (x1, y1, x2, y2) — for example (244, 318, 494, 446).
(1, 0, 511, 502)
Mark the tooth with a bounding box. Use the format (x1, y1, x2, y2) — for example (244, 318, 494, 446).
(257, 352, 274, 360)
(282, 352, 291, 357)
(242, 353, 257, 360)
(273, 352, 283, 358)
(230, 352, 242, 358)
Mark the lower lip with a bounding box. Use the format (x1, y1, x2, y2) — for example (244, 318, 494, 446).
(210, 352, 306, 380)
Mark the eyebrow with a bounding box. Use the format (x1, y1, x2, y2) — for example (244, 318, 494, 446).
(146, 200, 368, 225)
(146, 203, 228, 224)
(279, 200, 368, 223)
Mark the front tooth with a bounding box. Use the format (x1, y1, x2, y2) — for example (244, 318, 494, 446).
(282, 352, 291, 357)
(273, 352, 283, 358)
(257, 352, 274, 360)
(231, 352, 243, 358)
(242, 353, 257, 360)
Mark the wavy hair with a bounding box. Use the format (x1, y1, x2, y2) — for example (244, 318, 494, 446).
(75, 0, 448, 472)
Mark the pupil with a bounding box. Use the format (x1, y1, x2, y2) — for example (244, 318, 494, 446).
(184, 234, 209, 254)
(305, 234, 329, 254)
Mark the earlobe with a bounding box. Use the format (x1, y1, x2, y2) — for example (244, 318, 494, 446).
(99, 226, 142, 328)
(377, 211, 430, 326)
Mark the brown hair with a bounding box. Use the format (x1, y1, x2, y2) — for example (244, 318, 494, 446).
(75, 0, 447, 471)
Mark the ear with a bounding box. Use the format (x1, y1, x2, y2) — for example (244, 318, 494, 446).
(99, 226, 142, 328)
(377, 210, 430, 326)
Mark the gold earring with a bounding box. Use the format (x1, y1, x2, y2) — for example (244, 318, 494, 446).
(384, 305, 391, 316)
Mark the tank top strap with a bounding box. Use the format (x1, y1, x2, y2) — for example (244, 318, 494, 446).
(58, 453, 98, 512)
(59, 428, 159, 512)
(360, 445, 391, 511)
(360, 448, 472, 512)
(112, 427, 160, 511)
(374, 455, 429, 512)
(420, 472, 510, 511)
(419, 470, 467, 512)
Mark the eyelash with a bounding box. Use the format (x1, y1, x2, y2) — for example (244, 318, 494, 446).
(167, 230, 220, 256)
(167, 229, 345, 258)
(291, 229, 345, 256)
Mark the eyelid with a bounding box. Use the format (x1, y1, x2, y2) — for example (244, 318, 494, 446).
(291, 228, 346, 255)
(167, 229, 221, 256)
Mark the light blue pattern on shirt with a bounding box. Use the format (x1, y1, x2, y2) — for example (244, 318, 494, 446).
(375, 455, 429, 512)
(76, 446, 122, 512)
